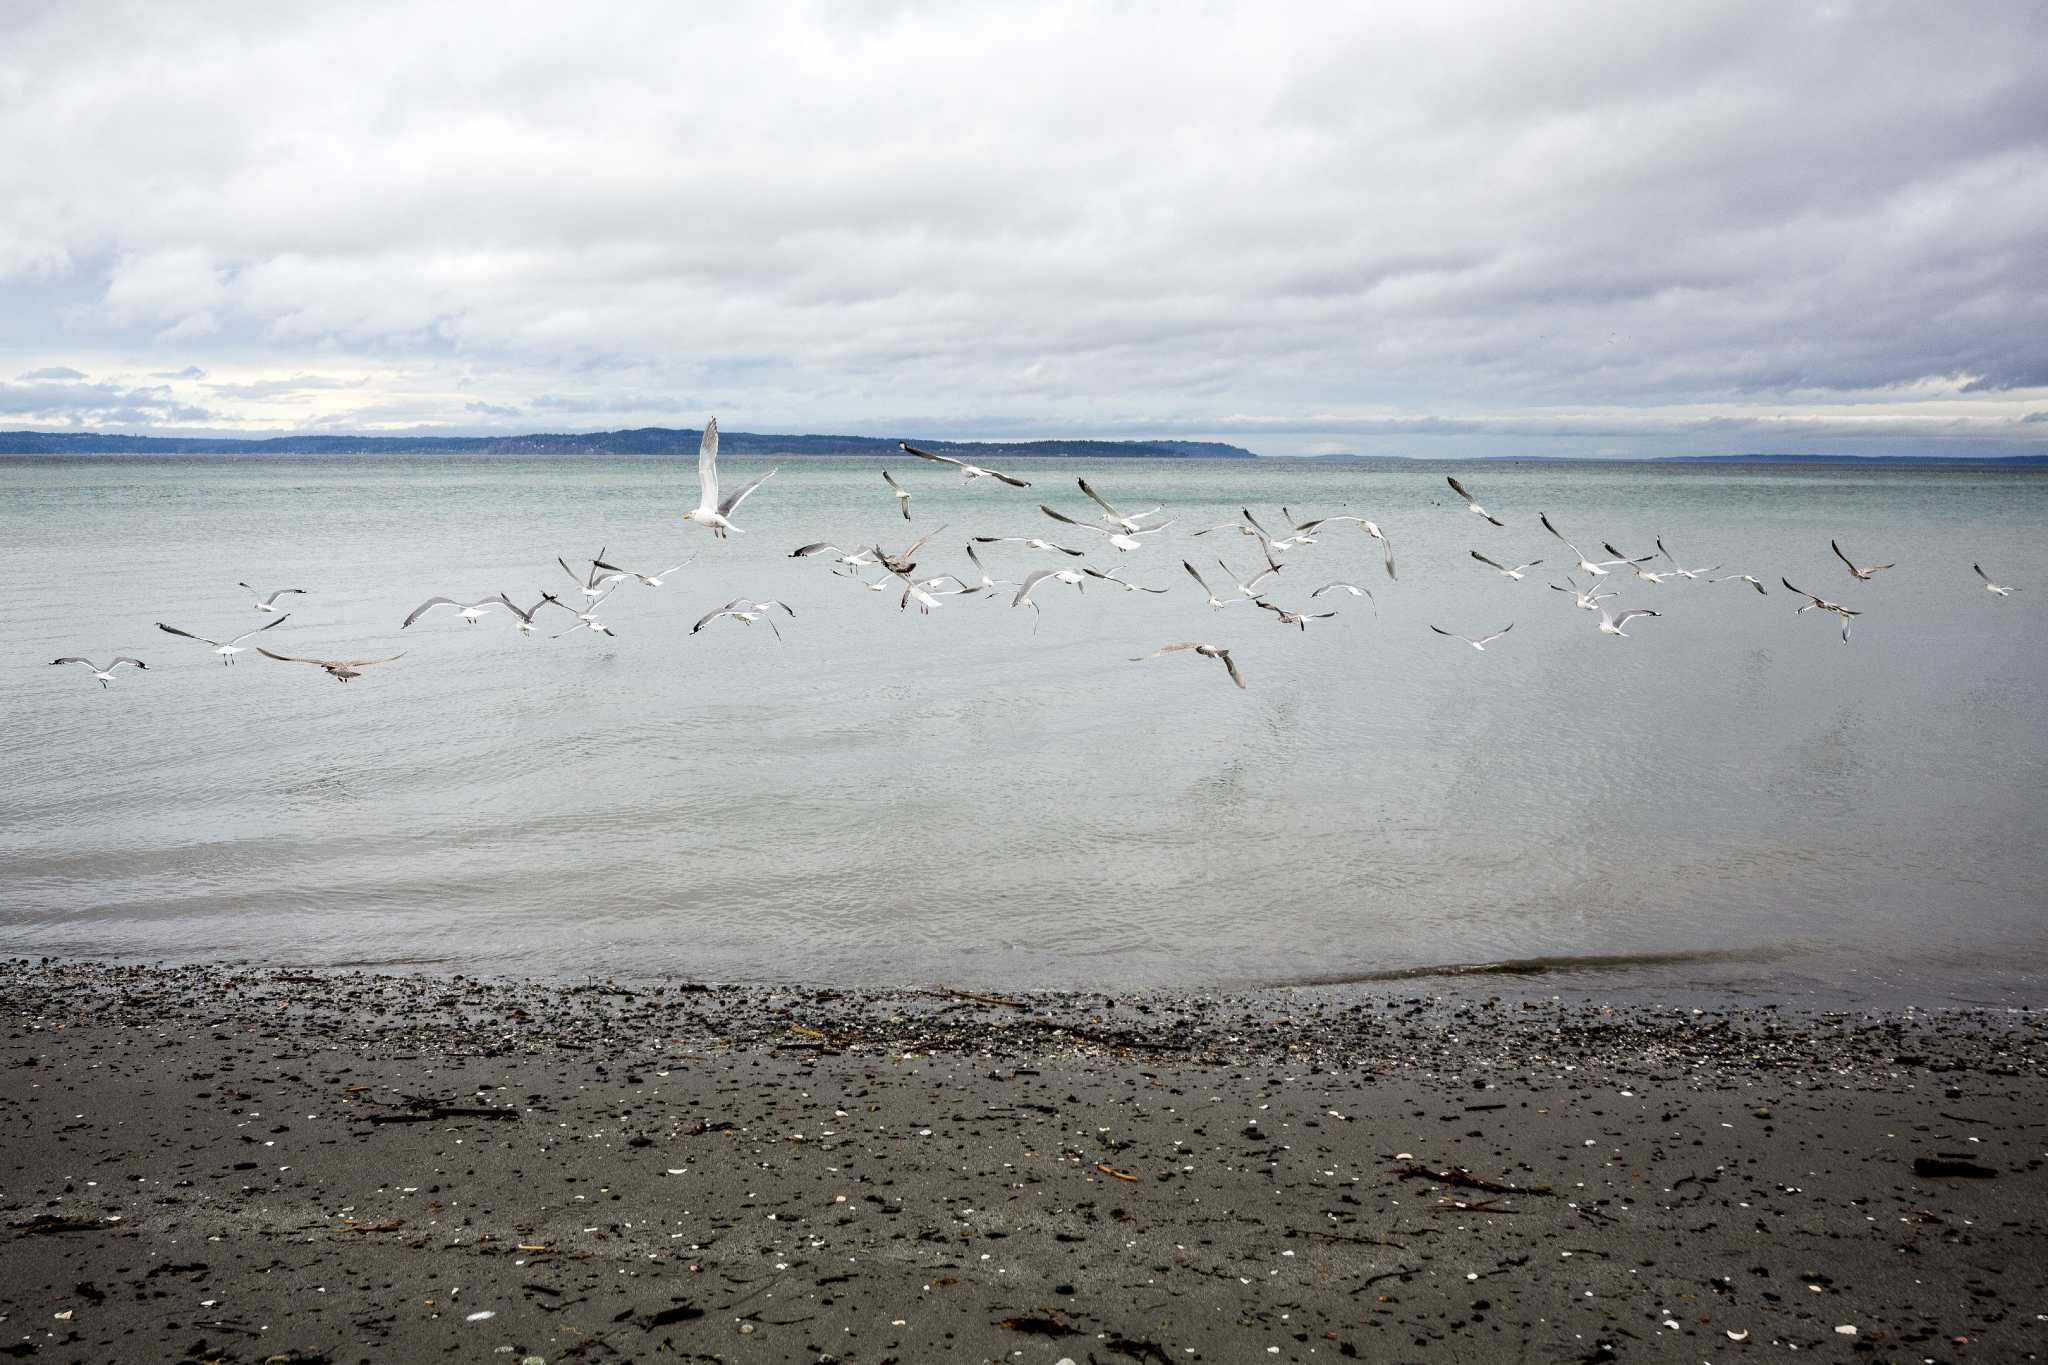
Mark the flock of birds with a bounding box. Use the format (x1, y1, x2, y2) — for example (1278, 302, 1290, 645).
(50, 419, 2027, 691)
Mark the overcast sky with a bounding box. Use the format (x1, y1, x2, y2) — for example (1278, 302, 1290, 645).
(3, 2, 2045, 456)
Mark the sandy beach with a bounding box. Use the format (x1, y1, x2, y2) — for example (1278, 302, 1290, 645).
(3, 960, 2044, 1364)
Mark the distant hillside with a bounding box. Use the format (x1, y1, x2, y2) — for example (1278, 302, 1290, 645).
(0, 427, 1257, 459)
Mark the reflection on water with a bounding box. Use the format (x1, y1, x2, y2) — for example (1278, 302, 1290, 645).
(1, 454, 2044, 1005)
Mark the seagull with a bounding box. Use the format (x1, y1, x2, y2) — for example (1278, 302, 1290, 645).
(962, 544, 1019, 596)
(1709, 573, 1769, 595)
(156, 614, 290, 663)
(402, 596, 502, 628)
(900, 441, 1030, 487)
(971, 534, 1085, 558)
(1540, 514, 1637, 577)
(1256, 599, 1339, 631)
(1446, 475, 1505, 527)
(882, 470, 912, 521)
(1012, 567, 1086, 614)
(682, 418, 778, 538)
(1656, 538, 1720, 580)
(1551, 576, 1619, 610)
(561, 555, 628, 598)
(1083, 565, 1169, 593)
(239, 583, 307, 613)
(1311, 582, 1375, 613)
(1429, 623, 1513, 652)
(1213, 556, 1281, 603)
(1974, 563, 2018, 596)
(255, 646, 404, 682)
(496, 592, 565, 634)
(1182, 560, 1256, 609)
(1130, 642, 1245, 689)
(889, 571, 950, 614)
(790, 543, 883, 573)
(552, 586, 620, 638)
(593, 558, 693, 587)
(1782, 579, 1861, 641)
(1470, 551, 1543, 580)
(1040, 503, 1174, 551)
(50, 656, 146, 688)
(692, 598, 795, 640)
(1622, 561, 1678, 585)
(1077, 478, 1165, 533)
(1290, 515, 1398, 580)
(873, 525, 947, 577)
(1595, 607, 1661, 637)
(1832, 540, 1895, 582)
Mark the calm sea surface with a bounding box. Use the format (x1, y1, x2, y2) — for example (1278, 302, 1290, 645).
(1, 454, 2043, 1005)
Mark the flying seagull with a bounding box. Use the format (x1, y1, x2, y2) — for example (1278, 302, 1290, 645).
(1429, 623, 1513, 652)
(1709, 573, 1769, 595)
(1182, 559, 1256, 609)
(239, 582, 307, 613)
(157, 614, 289, 663)
(497, 592, 565, 634)
(561, 555, 627, 598)
(971, 534, 1085, 558)
(692, 598, 795, 640)
(593, 558, 693, 587)
(1077, 477, 1165, 532)
(256, 646, 404, 682)
(1540, 514, 1637, 577)
(1130, 642, 1245, 689)
(1012, 567, 1086, 615)
(402, 596, 502, 628)
(551, 586, 620, 638)
(1311, 582, 1375, 614)
(1974, 563, 2017, 597)
(1832, 540, 1895, 582)
(882, 470, 912, 521)
(1782, 578, 1861, 641)
(1040, 503, 1173, 551)
(1596, 607, 1661, 637)
(962, 543, 1019, 597)
(1256, 599, 1339, 631)
(900, 441, 1030, 487)
(873, 525, 947, 577)
(1446, 476, 1505, 527)
(1083, 566, 1169, 593)
(1290, 515, 1398, 580)
(1656, 538, 1719, 580)
(1470, 550, 1543, 580)
(790, 543, 883, 572)
(1552, 576, 1619, 610)
(682, 417, 778, 537)
(50, 656, 146, 688)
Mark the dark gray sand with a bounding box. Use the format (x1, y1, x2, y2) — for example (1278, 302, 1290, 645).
(3, 961, 2045, 1364)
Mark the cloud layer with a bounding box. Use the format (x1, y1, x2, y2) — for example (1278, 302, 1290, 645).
(3, 2, 2045, 455)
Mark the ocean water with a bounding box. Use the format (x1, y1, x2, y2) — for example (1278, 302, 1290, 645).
(1, 453, 2043, 1005)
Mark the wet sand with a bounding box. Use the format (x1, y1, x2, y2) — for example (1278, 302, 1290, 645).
(3, 960, 2045, 1364)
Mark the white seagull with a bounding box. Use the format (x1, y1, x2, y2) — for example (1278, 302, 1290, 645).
(682, 418, 778, 538)
(1709, 573, 1769, 595)
(1012, 567, 1086, 615)
(1470, 551, 1543, 580)
(790, 543, 883, 573)
(1656, 538, 1720, 580)
(497, 592, 565, 634)
(1974, 563, 2018, 596)
(560, 555, 628, 598)
(1039, 503, 1174, 552)
(50, 656, 147, 688)
(1311, 582, 1375, 613)
(1446, 475, 1505, 527)
(552, 586, 620, 638)
(1551, 576, 1619, 610)
(1540, 514, 1638, 577)
(402, 596, 502, 628)
(1429, 623, 1513, 652)
(882, 470, 912, 521)
(1077, 477, 1165, 533)
(962, 543, 1019, 596)
(692, 598, 795, 640)
(1596, 607, 1661, 637)
(239, 582, 308, 613)
(593, 557, 693, 587)
(1782, 578, 1861, 641)
(157, 614, 290, 663)
(1130, 642, 1245, 689)
(1182, 560, 1256, 609)
(256, 646, 404, 682)
(1290, 515, 1398, 580)
(1083, 566, 1169, 594)
(972, 534, 1085, 558)
(1832, 540, 1895, 582)
(900, 441, 1031, 487)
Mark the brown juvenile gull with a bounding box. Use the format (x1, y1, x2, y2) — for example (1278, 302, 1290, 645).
(256, 647, 404, 682)
(1832, 539, 1895, 582)
(1130, 642, 1245, 689)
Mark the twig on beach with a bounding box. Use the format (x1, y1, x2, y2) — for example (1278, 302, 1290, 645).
(933, 987, 1032, 1010)
(367, 1107, 519, 1123)
(1096, 1162, 1141, 1181)
(1395, 1163, 1554, 1195)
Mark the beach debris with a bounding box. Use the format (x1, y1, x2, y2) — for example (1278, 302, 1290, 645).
(464, 1309, 495, 1322)
(1835, 1323, 1858, 1335)
(1726, 1329, 1749, 1340)
(1396, 1163, 1555, 1196)
(1096, 1162, 1140, 1181)
(1913, 1155, 1998, 1178)
(640, 1304, 705, 1329)
(998, 1315, 1081, 1337)
(12, 1213, 120, 1236)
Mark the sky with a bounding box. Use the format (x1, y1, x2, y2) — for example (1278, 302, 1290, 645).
(2, 2, 2045, 457)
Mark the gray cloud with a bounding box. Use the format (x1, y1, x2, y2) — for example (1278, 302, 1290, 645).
(202, 372, 367, 400)
(17, 365, 85, 380)
(1, 3, 2044, 454)
(153, 364, 206, 380)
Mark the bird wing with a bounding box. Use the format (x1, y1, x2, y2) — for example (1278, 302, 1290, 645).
(901, 442, 964, 469)
(1471, 550, 1507, 572)
(882, 470, 905, 493)
(1240, 508, 1275, 543)
(1539, 514, 1581, 556)
(256, 647, 325, 666)
(156, 623, 219, 646)
(696, 418, 720, 511)
(1312, 583, 1366, 598)
(1611, 610, 1659, 627)
(1974, 563, 1992, 583)
(718, 468, 777, 516)
(1481, 511, 1504, 527)
(558, 556, 588, 586)
(51, 657, 98, 669)
(1831, 539, 1857, 574)
(1219, 650, 1245, 688)
(988, 469, 1031, 488)
(1477, 624, 1515, 644)
(110, 657, 146, 669)
(791, 542, 847, 558)
(1182, 560, 1215, 595)
(1657, 537, 1677, 566)
(1013, 568, 1056, 607)
(1428, 625, 1465, 642)
(1078, 477, 1123, 519)
(1132, 642, 1201, 660)
(332, 654, 405, 668)
(691, 600, 742, 633)
(1039, 504, 1094, 530)
(402, 598, 460, 628)
(226, 615, 290, 644)
(261, 588, 307, 605)
(1447, 475, 1475, 505)
(1780, 578, 1819, 602)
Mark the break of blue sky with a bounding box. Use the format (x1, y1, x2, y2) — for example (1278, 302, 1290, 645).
(3, 2, 2045, 456)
